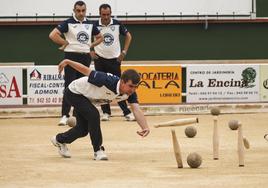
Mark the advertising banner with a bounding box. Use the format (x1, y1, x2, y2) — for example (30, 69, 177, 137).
(0, 67, 23, 105)
(27, 66, 64, 105)
(186, 64, 260, 103)
(260, 65, 268, 102)
(122, 65, 182, 104)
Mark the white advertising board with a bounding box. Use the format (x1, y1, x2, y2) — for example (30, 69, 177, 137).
(27, 66, 64, 105)
(186, 64, 260, 103)
(0, 67, 23, 105)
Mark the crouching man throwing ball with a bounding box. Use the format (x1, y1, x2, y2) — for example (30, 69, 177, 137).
(51, 59, 150, 160)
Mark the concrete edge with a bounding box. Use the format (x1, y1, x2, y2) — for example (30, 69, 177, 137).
(1, 103, 268, 119)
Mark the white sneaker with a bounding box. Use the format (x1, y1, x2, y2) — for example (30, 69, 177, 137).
(94, 147, 108, 160)
(58, 115, 68, 126)
(51, 136, 71, 158)
(101, 113, 110, 121)
(124, 112, 136, 121)
(265, 134, 268, 141)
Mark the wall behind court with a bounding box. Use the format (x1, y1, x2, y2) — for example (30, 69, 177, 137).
(0, 0, 252, 16)
(256, 0, 268, 17)
(0, 25, 61, 65)
(0, 23, 268, 65)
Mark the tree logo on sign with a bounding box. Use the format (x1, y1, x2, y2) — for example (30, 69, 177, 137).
(241, 67, 256, 88)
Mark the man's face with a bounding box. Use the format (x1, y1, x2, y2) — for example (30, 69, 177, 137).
(73, 5, 86, 21)
(120, 80, 138, 96)
(100, 8, 111, 25)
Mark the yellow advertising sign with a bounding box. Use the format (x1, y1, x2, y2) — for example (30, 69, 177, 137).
(122, 65, 182, 104)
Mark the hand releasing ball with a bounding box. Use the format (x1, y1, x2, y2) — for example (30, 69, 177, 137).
(185, 126, 197, 138)
(210, 107, 220, 116)
(67, 116, 76, 127)
(187, 152, 202, 168)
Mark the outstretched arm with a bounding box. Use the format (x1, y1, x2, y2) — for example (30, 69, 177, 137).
(58, 59, 92, 76)
(130, 103, 150, 137)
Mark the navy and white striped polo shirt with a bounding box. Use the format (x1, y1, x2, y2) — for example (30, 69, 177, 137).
(57, 16, 100, 53)
(68, 70, 138, 105)
(93, 19, 129, 59)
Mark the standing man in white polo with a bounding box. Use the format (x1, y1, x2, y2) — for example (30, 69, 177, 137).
(49, 1, 103, 125)
(92, 4, 134, 121)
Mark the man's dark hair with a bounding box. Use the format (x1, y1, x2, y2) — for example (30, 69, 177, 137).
(99, 4, 111, 12)
(74, 1, 86, 8)
(121, 69, 140, 85)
